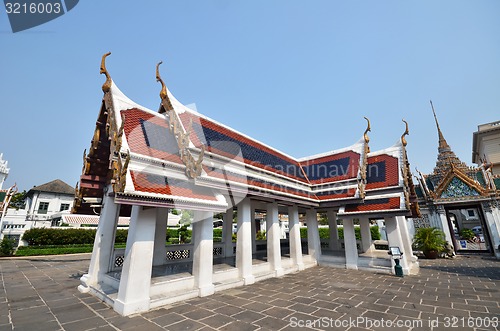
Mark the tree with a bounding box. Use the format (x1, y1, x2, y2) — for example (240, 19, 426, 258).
(179, 210, 193, 225)
(8, 190, 27, 210)
(318, 213, 328, 226)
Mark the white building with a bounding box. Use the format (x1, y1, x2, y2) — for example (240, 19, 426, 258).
(75, 55, 419, 316)
(1, 179, 75, 245)
(472, 120, 500, 176)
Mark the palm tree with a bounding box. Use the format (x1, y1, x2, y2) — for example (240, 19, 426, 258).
(412, 227, 447, 259)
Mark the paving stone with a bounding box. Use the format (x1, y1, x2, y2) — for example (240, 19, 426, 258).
(213, 304, 244, 317)
(2, 254, 500, 331)
(61, 316, 109, 331)
(231, 310, 265, 324)
(167, 319, 206, 331)
(218, 320, 258, 331)
(254, 315, 290, 329)
(199, 313, 234, 328)
(151, 312, 186, 327)
(182, 308, 214, 320)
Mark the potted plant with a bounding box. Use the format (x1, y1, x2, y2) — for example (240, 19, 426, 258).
(412, 227, 447, 259)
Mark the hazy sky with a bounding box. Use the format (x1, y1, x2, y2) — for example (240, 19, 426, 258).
(1, 1, 499, 191)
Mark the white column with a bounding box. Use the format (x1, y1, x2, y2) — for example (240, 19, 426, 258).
(385, 216, 409, 275)
(266, 202, 283, 276)
(251, 204, 257, 255)
(288, 205, 304, 270)
(343, 218, 358, 269)
(482, 202, 500, 259)
(396, 216, 419, 274)
(78, 187, 120, 293)
(192, 211, 215, 296)
(436, 206, 454, 246)
(359, 217, 373, 253)
(223, 209, 234, 258)
(153, 208, 168, 266)
(236, 198, 255, 284)
(114, 206, 156, 316)
(306, 208, 321, 262)
(327, 210, 339, 251)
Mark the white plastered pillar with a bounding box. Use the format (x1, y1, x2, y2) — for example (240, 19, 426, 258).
(385, 216, 409, 275)
(251, 204, 257, 255)
(288, 205, 304, 270)
(396, 215, 419, 274)
(359, 217, 373, 253)
(482, 201, 500, 259)
(436, 205, 454, 247)
(343, 218, 358, 270)
(78, 187, 120, 293)
(306, 208, 321, 262)
(327, 210, 340, 251)
(114, 205, 156, 316)
(192, 211, 215, 296)
(153, 208, 168, 266)
(236, 198, 255, 284)
(223, 209, 234, 258)
(266, 202, 283, 276)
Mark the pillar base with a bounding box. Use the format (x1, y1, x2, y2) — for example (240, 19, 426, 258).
(274, 268, 284, 277)
(198, 284, 215, 297)
(243, 275, 255, 285)
(78, 274, 91, 293)
(346, 264, 358, 270)
(114, 297, 151, 316)
(297, 263, 305, 271)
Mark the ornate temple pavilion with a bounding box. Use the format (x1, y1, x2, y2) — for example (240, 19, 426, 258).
(74, 53, 420, 316)
(413, 103, 500, 257)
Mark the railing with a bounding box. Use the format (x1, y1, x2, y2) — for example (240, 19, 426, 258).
(111, 242, 233, 272)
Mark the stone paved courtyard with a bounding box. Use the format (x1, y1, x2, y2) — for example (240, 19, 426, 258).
(0, 254, 499, 331)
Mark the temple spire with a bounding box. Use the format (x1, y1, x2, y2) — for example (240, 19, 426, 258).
(429, 100, 468, 182)
(430, 100, 450, 151)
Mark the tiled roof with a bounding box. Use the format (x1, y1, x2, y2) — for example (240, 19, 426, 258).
(63, 214, 130, 226)
(345, 197, 400, 212)
(29, 179, 74, 196)
(365, 154, 399, 190)
(121, 108, 182, 164)
(75, 74, 414, 216)
(130, 171, 219, 201)
(179, 112, 308, 182)
(300, 151, 360, 184)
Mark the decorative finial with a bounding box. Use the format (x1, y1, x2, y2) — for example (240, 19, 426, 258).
(156, 61, 174, 113)
(401, 119, 409, 147)
(100, 52, 112, 93)
(363, 117, 371, 144)
(156, 61, 168, 100)
(430, 100, 450, 150)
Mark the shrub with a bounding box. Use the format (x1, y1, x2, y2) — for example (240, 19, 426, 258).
(370, 226, 381, 240)
(22, 228, 96, 246)
(256, 230, 266, 241)
(459, 228, 475, 241)
(213, 228, 222, 238)
(412, 227, 446, 253)
(0, 238, 15, 256)
(115, 229, 128, 243)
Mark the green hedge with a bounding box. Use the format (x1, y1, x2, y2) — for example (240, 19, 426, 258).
(22, 228, 129, 246)
(300, 226, 381, 240)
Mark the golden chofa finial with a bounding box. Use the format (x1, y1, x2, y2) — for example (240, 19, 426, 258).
(401, 119, 409, 147)
(363, 117, 371, 144)
(100, 52, 112, 93)
(156, 61, 168, 100)
(156, 61, 174, 113)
